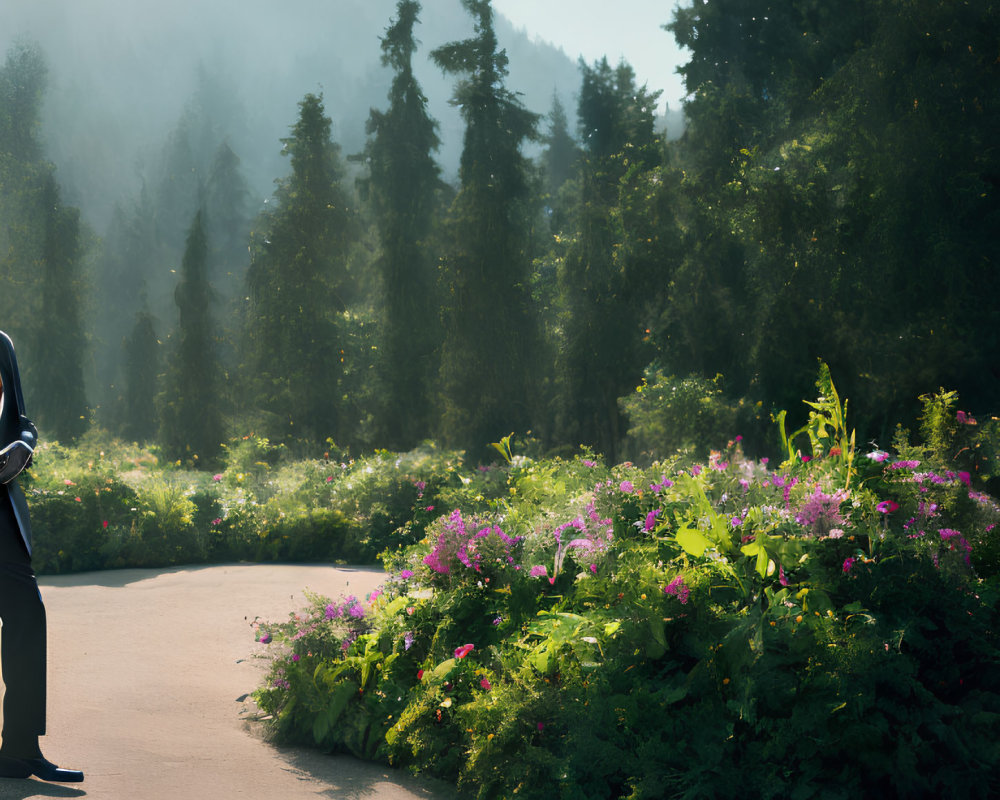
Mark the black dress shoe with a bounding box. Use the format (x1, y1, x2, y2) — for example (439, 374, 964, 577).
(0, 754, 83, 782)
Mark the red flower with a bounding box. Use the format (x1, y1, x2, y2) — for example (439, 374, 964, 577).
(454, 644, 475, 659)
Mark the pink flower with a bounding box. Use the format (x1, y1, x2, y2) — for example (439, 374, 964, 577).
(590, 563, 597, 575)
(876, 500, 899, 514)
(842, 557, 857, 574)
(399, 569, 414, 579)
(212, 473, 223, 481)
(480, 677, 492, 691)
(664, 576, 690, 604)
(291, 653, 300, 662)
(644, 509, 660, 532)
(866, 450, 891, 462)
(619, 480, 635, 494)
(102, 520, 109, 529)
(64, 479, 74, 486)
(454, 644, 475, 659)
(258, 632, 272, 644)
(801, 455, 811, 463)
(529, 565, 548, 579)
(958, 471, 971, 487)
(325, 475, 334, 483)
(211, 518, 222, 526)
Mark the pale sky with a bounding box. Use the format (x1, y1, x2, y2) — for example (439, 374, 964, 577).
(492, 0, 691, 113)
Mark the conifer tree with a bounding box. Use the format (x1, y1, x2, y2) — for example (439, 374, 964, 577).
(431, 0, 540, 458)
(159, 210, 224, 463)
(558, 59, 664, 460)
(123, 306, 159, 444)
(30, 173, 89, 441)
(243, 93, 357, 448)
(363, 0, 443, 450)
(540, 93, 579, 234)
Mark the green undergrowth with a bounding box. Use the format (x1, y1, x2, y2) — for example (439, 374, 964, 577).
(251, 373, 1000, 798)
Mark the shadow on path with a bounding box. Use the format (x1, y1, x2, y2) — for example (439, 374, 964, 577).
(272, 747, 453, 800)
(0, 779, 86, 799)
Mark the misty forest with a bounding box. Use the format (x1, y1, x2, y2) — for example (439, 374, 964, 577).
(3, 0, 1000, 797)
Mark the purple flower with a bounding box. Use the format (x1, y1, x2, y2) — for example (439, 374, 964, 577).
(730, 516, 743, 528)
(291, 653, 300, 662)
(644, 510, 661, 532)
(582, 459, 598, 468)
(529, 565, 548, 579)
(325, 603, 342, 620)
(664, 576, 690, 604)
(404, 631, 415, 651)
(257, 631, 272, 644)
(399, 569, 414, 579)
(619, 480, 635, 494)
(795, 486, 849, 537)
(348, 603, 365, 619)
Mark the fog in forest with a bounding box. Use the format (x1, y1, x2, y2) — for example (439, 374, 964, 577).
(2, 0, 993, 471)
(1, 0, 590, 227)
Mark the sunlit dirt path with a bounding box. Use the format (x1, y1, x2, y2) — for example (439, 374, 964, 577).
(0, 564, 450, 799)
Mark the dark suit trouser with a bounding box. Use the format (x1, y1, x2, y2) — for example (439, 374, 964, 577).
(0, 493, 45, 752)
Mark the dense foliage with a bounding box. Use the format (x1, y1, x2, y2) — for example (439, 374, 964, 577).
(248, 376, 1000, 798)
(3, 0, 994, 464)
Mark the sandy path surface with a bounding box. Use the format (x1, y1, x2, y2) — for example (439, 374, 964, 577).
(0, 564, 452, 799)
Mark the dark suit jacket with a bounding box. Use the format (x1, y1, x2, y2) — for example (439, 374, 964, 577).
(0, 330, 37, 555)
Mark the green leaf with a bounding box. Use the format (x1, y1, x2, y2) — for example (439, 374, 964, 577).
(676, 525, 713, 557)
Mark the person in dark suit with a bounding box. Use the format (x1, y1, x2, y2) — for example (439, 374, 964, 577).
(0, 331, 83, 783)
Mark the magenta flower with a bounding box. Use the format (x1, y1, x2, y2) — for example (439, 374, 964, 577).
(257, 631, 272, 644)
(480, 677, 492, 691)
(876, 500, 899, 514)
(664, 576, 690, 604)
(399, 569, 414, 579)
(582, 459, 598, 468)
(889, 460, 921, 470)
(842, 557, 857, 574)
(644, 509, 661, 532)
(619, 480, 635, 494)
(958, 471, 971, 487)
(454, 644, 475, 659)
(325, 475, 334, 483)
(529, 565, 548, 579)
(291, 653, 300, 662)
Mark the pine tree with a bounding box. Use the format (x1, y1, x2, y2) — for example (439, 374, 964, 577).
(363, 0, 443, 450)
(159, 210, 224, 464)
(431, 0, 541, 458)
(558, 58, 664, 460)
(123, 306, 159, 443)
(243, 93, 357, 449)
(30, 173, 90, 441)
